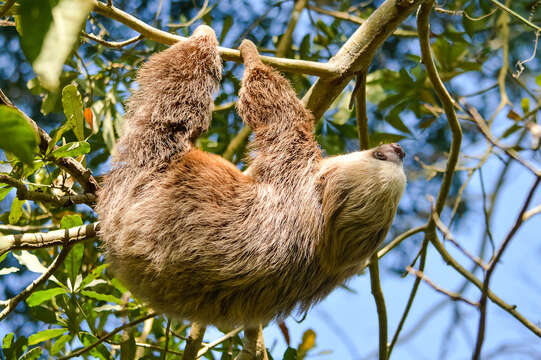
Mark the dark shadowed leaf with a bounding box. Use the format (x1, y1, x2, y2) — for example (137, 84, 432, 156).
(0, 106, 38, 165)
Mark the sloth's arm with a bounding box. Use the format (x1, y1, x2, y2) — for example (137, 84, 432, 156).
(236, 40, 321, 184)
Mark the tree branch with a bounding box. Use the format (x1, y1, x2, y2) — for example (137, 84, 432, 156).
(197, 327, 242, 358)
(0, 174, 96, 207)
(0, 89, 100, 194)
(307, 5, 418, 37)
(368, 254, 388, 360)
(405, 267, 479, 307)
(91, 0, 335, 78)
(302, 0, 423, 119)
(0, 222, 99, 256)
(59, 312, 158, 359)
(182, 322, 207, 360)
(472, 176, 541, 359)
(0, 244, 73, 321)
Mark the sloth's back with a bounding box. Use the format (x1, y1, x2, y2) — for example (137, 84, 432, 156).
(96, 148, 333, 326)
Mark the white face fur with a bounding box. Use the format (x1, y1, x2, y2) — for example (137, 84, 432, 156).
(319, 143, 407, 194)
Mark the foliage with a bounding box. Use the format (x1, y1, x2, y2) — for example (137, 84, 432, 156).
(0, 0, 540, 359)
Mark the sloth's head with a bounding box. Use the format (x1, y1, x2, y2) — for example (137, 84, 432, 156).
(317, 143, 407, 271)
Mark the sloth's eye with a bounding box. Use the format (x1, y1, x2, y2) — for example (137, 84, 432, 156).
(374, 151, 386, 161)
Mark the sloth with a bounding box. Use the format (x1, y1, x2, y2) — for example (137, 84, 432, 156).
(96, 25, 406, 329)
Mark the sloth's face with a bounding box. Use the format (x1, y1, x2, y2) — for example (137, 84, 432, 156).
(372, 143, 405, 165)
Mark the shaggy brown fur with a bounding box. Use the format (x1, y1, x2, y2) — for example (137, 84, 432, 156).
(96, 26, 406, 328)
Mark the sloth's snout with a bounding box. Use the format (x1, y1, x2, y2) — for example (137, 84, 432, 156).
(390, 143, 405, 160)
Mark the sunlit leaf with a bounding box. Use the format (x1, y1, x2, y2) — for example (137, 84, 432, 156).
(0, 267, 19, 276)
(60, 214, 83, 229)
(9, 196, 25, 225)
(64, 242, 84, 286)
(27, 287, 67, 307)
(19, 347, 42, 360)
(298, 329, 316, 353)
(62, 84, 85, 141)
(28, 328, 67, 345)
(0, 187, 11, 201)
(19, 0, 93, 90)
(12, 251, 47, 273)
(0, 106, 38, 165)
(81, 290, 123, 304)
(49, 141, 90, 159)
(51, 334, 72, 356)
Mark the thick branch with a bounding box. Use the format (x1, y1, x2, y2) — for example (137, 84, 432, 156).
(417, 0, 462, 216)
(0, 222, 99, 256)
(91, 0, 335, 77)
(182, 322, 207, 360)
(302, 0, 422, 119)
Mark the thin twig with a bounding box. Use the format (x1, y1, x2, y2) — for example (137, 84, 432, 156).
(0, 0, 15, 18)
(429, 232, 541, 337)
(522, 204, 541, 221)
(0, 222, 99, 256)
(405, 267, 479, 307)
(435, 7, 497, 21)
(307, 5, 417, 37)
(59, 313, 158, 359)
(0, 244, 73, 321)
(168, 0, 210, 29)
(377, 225, 426, 259)
(0, 174, 96, 207)
(488, 0, 541, 31)
(197, 327, 242, 358)
(469, 106, 540, 177)
(0, 89, 100, 194)
(163, 318, 172, 360)
(432, 211, 488, 271)
(82, 32, 143, 48)
(368, 254, 387, 360)
(472, 177, 541, 359)
(354, 72, 370, 150)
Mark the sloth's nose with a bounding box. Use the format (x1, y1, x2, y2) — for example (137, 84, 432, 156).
(390, 143, 405, 160)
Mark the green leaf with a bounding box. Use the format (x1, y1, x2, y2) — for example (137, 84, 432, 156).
(60, 214, 83, 229)
(0, 106, 38, 165)
(64, 242, 84, 286)
(299, 34, 311, 60)
(51, 334, 72, 355)
(27, 287, 67, 307)
(19, 347, 42, 360)
(521, 97, 530, 114)
(81, 290, 123, 304)
(0, 187, 12, 201)
(536, 73, 541, 86)
(120, 336, 136, 360)
(369, 132, 407, 148)
(9, 197, 24, 225)
(80, 332, 111, 360)
(283, 347, 297, 360)
(61, 84, 85, 141)
(28, 328, 67, 345)
(19, 0, 93, 90)
(18, 0, 53, 63)
(2, 333, 14, 355)
(81, 263, 109, 289)
(49, 141, 90, 159)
